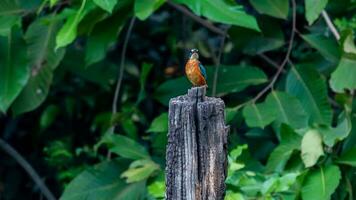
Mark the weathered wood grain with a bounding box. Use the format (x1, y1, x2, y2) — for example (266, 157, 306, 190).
(166, 86, 228, 200)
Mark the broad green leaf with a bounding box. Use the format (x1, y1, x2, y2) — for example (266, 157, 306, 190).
(172, 0, 260, 31)
(0, 15, 20, 36)
(249, 0, 289, 19)
(337, 147, 356, 166)
(305, 0, 328, 25)
(206, 65, 268, 96)
(134, 0, 165, 20)
(85, 6, 131, 66)
(56, 0, 94, 49)
(301, 129, 324, 167)
(321, 112, 351, 147)
(148, 181, 165, 198)
(97, 131, 150, 160)
(301, 34, 340, 63)
(0, 27, 29, 113)
(60, 159, 146, 200)
(330, 56, 356, 92)
(242, 102, 277, 128)
(121, 159, 160, 183)
(93, 0, 118, 13)
(265, 91, 308, 129)
(147, 113, 168, 133)
(40, 104, 59, 130)
(154, 65, 267, 105)
(229, 17, 284, 55)
(11, 17, 65, 115)
(286, 65, 332, 125)
(266, 124, 302, 172)
(301, 165, 341, 200)
(50, 0, 59, 7)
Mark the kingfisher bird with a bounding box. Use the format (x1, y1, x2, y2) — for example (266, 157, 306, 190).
(185, 49, 207, 86)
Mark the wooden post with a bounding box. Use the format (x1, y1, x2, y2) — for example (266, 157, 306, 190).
(165, 86, 229, 200)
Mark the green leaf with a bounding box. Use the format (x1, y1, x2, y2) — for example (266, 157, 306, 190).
(321, 112, 351, 147)
(301, 34, 340, 63)
(0, 0, 21, 16)
(301, 129, 324, 167)
(249, 0, 289, 19)
(286, 65, 332, 125)
(93, 0, 118, 13)
(11, 16, 65, 115)
(97, 131, 150, 160)
(242, 102, 277, 128)
(265, 91, 308, 129)
(337, 147, 356, 166)
(40, 104, 60, 130)
(121, 159, 160, 183)
(56, 0, 93, 49)
(301, 165, 341, 200)
(60, 159, 146, 200)
(0, 15, 20, 36)
(225, 191, 246, 200)
(330, 56, 356, 92)
(229, 17, 285, 55)
(134, 0, 165, 20)
(154, 77, 190, 106)
(172, 0, 260, 31)
(305, 0, 328, 25)
(85, 6, 131, 66)
(148, 181, 165, 198)
(147, 113, 168, 133)
(0, 27, 29, 113)
(266, 124, 302, 172)
(206, 65, 268, 96)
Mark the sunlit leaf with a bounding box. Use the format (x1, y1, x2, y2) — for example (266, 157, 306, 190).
(301, 129, 324, 167)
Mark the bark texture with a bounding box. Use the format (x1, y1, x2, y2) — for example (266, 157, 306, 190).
(166, 86, 228, 200)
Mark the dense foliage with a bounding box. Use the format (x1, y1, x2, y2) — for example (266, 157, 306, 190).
(1, 0, 356, 199)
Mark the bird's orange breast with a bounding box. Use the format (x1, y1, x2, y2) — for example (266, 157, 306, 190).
(185, 59, 206, 86)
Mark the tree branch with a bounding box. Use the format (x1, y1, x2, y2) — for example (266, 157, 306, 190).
(0, 139, 56, 200)
(167, 0, 228, 38)
(322, 10, 340, 41)
(251, 0, 297, 103)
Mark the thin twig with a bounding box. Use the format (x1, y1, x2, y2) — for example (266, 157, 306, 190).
(212, 27, 228, 96)
(167, 0, 228, 38)
(0, 139, 56, 200)
(251, 0, 297, 103)
(112, 17, 136, 116)
(321, 10, 341, 41)
(108, 17, 136, 159)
